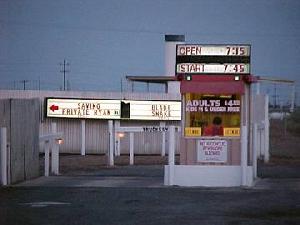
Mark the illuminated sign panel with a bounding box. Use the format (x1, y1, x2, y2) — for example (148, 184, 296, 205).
(185, 127, 202, 137)
(122, 100, 181, 121)
(46, 99, 181, 121)
(46, 98, 120, 119)
(184, 93, 240, 137)
(224, 128, 240, 137)
(176, 63, 250, 74)
(177, 45, 250, 56)
(176, 44, 251, 75)
(185, 98, 240, 113)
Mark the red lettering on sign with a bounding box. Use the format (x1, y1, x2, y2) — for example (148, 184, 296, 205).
(50, 105, 59, 112)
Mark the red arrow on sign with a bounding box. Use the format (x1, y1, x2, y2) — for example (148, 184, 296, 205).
(50, 105, 59, 112)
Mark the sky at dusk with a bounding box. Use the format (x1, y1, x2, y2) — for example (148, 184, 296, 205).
(0, 0, 299, 103)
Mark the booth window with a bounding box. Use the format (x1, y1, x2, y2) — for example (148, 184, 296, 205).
(184, 93, 241, 137)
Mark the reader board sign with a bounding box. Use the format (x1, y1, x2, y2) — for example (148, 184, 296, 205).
(176, 63, 250, 74)
(197, 140, 227, 163)
(185, 98, 240, 113)
(122, 100, 181, 121)
(46, 98, 120, 119)
(46, 99, 181, 121)
(177, 45, 250, 56)
(176, 44, 251, 75)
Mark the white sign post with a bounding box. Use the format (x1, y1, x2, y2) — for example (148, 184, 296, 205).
(167, 126, 176, 185)
(108, 120, 114, 166)
(160, 121, 166, 156)
(197, 140, 228, 163)
(129, 132, 134, 165)
(241, 126, 248, 186)
(81, 120, 86, 156)
(44, 141, 50, 177)
(51, 123, 59, 175)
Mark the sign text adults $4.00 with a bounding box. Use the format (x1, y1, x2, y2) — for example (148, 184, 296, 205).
(185, 99, 240, 113)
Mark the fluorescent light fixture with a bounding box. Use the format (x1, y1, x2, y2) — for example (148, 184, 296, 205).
(186, 75, 192, 81)
(56, 138, 64, 145)
(220, 95, 232, 98)
(202, 94, 215, 97)
(117, 132, 125, 138)
(234, 75, 240, 81)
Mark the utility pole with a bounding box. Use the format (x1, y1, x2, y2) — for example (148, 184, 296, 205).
(38, 77, 41, 90)
(21, 80, 29, 90)
(120, 78, 123, 92)
(273, 84, 278, 108)
(60, 59, 70, 91)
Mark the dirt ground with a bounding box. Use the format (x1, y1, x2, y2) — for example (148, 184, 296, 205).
(270, 119, 300, 158)
(40, 154, 180, 176)
(37, 153, 300, 178)
(38, 118, 300, 177)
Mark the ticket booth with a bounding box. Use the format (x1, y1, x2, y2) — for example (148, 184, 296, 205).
(165, 44, 258, 187)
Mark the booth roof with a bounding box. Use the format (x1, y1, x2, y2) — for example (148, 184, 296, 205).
(126, 76, 177, 84)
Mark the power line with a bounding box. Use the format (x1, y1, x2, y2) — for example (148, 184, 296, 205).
(60, 59, 70, 91)
(1, 19, 299, 39)
(21, 80, 29, 90)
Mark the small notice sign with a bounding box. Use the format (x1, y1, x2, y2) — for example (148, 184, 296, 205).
(197, 140, 227, 163)
(224, 128, 240, 137)
(185, 127, 201, 137)
(143, 127, 168, 132)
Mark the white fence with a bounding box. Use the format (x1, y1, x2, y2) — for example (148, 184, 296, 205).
(0, 90, 181, 155)
(39, 123, 63, 176)
(252, 94, 270, 162)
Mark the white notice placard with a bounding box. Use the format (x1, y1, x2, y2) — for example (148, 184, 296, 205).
(197, 140, 228, 163)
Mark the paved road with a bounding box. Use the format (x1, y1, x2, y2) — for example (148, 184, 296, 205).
(1, 164, 300, 225)
(1, 184, 300, 225)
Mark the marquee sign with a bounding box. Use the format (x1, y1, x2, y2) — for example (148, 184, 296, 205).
(46, 98, 121, 119)
(46, 98, 181, 121)
(177, 45, 250, 56)
(176, 44, 251, 75)
(177, 63, 250, 74)
(185, 99, 240, 113)
(121, 100, 181, 121)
